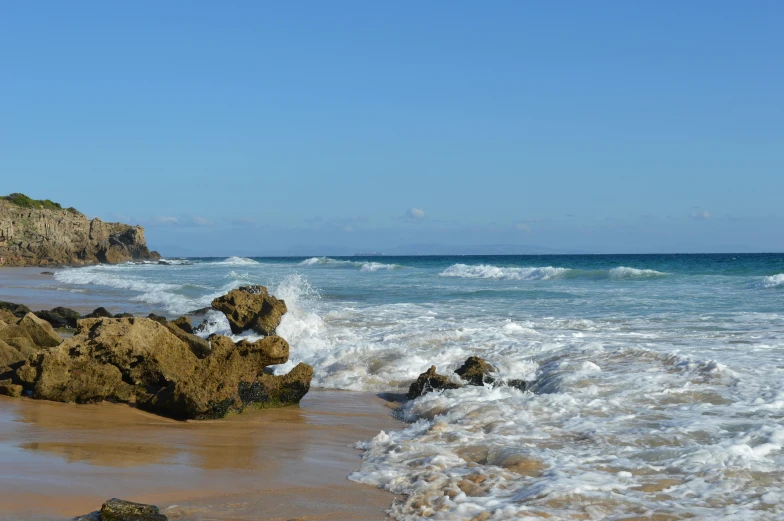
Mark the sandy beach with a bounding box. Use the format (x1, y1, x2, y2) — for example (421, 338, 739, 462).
(0, 390, 403, 520)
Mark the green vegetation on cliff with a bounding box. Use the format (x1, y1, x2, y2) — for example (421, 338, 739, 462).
(0, 193, 81, 215)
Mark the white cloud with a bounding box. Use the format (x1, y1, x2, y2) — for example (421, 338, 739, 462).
(690, 210, 711, 221)
(407, 208, 425, 219)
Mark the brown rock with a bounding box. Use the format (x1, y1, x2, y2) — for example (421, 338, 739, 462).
(146, 313, 167, 325)
(164, 322, 211, 359)
(211, 285, 287, 335)
(455, 356, 496, 386)
(85, 307, 114, 319)
(0, 380, 23, 397)
(0, 300, 31, 318)
(407, 366, 461, 399)
(76, 498, 168, 521)
(169, 316, 193, 334)
(16, 317, 312, 420)
(17, 312, 63, 348)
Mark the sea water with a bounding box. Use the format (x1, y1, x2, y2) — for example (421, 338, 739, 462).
(40, 254, 784, 519)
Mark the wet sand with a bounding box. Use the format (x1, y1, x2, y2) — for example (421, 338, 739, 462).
(0, 390, 404, 520)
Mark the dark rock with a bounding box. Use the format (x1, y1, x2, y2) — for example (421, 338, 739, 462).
(211, 285, 287, 335)
(146, 313, 168, 325)
(169, 316, 193, 334)
(506, 379, 534, 392)
(407, 366, 461, 399)
(99, 498, 167, 521)
(455, 356, 497, 386)
(114, 313, 134, 319)
(0, 300, 31, 318)
(35, 307, 82, 329)
(85, 307, 114, 319)
(185, 307, 212, 316)
(40, 271, 55, 275)
(158, 260, 170, 265)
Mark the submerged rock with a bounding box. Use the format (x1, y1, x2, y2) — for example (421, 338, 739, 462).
(211, 285, 287, 335)
(407, 366, 461, 399)
(455, 356, 497, 386)
(85, 307, 114, 319)
(74, 498, 168, 521)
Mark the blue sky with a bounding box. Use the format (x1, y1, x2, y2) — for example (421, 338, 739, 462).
(2, 1, 782, 255)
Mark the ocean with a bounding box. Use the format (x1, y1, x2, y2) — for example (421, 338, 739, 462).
(17, 254, 784, 519)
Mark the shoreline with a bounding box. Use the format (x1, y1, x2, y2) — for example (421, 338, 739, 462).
(0, 390, 404, 520)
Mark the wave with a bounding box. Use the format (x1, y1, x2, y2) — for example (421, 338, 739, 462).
(608, 266, 668, 279)
(440, 264, 667, 281)
(756, 273, 784, 289)
(216, 256, 259, 265)
(440, 264, 571, 280)
(299, 257, 401, 272)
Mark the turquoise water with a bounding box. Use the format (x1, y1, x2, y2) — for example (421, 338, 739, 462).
(32, 254, 784, 519)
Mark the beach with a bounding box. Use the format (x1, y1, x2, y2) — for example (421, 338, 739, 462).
(0, 390, 403, 520)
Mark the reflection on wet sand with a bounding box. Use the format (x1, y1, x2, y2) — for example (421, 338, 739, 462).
(0, 390, 403, 520)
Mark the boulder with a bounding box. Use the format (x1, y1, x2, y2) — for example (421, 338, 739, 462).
(17, 313, 63, 347)
(211, 285, 287, 335)
(0, 309, 18, 324)
(455, 356, 496, 386)
(74, 498, 168, 521)
(85, 307, 114, 319)
(35, 306, 82, 329)
(114, 313, 134, 319)
(407, 366, 461, 399)
(141, 334, 303, 419)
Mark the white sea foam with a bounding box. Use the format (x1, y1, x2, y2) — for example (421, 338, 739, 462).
(757, 273, 784, 289)
(440, 264, 570, 280)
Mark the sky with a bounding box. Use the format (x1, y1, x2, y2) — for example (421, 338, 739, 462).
(1, 1, 782, 255)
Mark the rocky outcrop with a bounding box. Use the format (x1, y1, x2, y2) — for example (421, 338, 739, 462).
(15, 316, 312, 419)
(74, 498, 168, 521)
(211, 285, 287, 335)
(34, 307, 82, 329)
(0, 194, 160, 266)
(455, 356, 497, 386)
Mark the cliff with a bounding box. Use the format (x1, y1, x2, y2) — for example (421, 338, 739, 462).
(0, 194, 160, 267)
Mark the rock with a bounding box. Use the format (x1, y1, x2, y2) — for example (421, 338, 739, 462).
(0, 309, 18, 324)
(169, 316, 193, 334)
(16, 313, 62, 348)
(146, 313, 167, 325)
(0, 379, 23, 397)
(455, 356, 496, 386)
(85, 307, 114, 319)
(186, 307, 212, 316)
(407, 366, 461, 399)
(0, 195, 159, 267)
(211, 285, 287, 335)
(164, 322, 211, 359)
(73, 498, 168, 521)
(506, 379, 533, 392)
(0, 300, 31, 318)
(114, 313, 134, 319)
(142, 334, 303, 419)
(40, 271, 55, 275)
(16, 317, 313, 419)
(35, 306, 82, 329)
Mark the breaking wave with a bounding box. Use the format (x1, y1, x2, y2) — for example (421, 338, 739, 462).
(299, 257, 401, 272)
(756, 273, 784, 289)
(440, 264, 571, 280)
(216, 256, 259, 265)
(440, 264, 667, 281)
